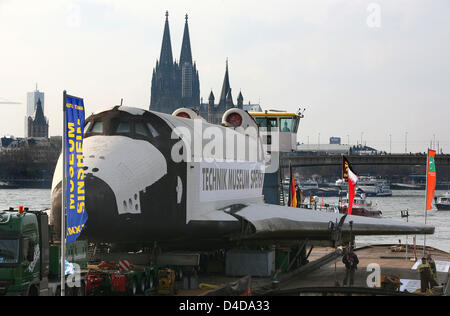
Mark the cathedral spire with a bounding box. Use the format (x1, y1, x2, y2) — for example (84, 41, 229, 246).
(219, 59, 232, 107)
(237, 91, 244, 109)
(33, 98, 47, 126)
(159, 11, 173, 67)
(180, 13, 193, 66)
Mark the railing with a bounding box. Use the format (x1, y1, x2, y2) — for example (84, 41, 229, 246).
(280, 153, 450, 168)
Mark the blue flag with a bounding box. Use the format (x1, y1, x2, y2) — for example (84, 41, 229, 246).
(64, 94, 87, 243)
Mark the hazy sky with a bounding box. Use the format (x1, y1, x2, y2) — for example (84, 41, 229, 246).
(0, 0, 449, 153)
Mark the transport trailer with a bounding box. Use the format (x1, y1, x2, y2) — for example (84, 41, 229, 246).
(86, 261, 159, 296)
(85, 250, 197, 296)
(0, 207, 88, 296)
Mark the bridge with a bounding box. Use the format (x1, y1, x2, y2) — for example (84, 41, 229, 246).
(280, 153, 450, 168)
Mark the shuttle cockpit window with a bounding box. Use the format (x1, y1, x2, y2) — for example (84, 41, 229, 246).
(114, 122, 131, 135)
(135, 122, 151, 137)
(84, 121, 92, 134)
(90, 121, 104, 134)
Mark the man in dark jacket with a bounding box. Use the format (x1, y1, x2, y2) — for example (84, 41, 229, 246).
(426, 254, 439, 288)
(342, 247, 359, 286)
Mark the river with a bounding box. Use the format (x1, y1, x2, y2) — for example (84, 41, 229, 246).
(0, 188, 448, 252)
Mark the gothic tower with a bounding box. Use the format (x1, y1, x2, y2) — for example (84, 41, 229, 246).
(150, 12, 200, 114)
(27, 98, 49, 138)
(218, 59, 233, 109)
(179, 14, 200, 108)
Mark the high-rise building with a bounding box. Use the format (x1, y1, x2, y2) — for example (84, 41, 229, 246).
(27, 86, 45, 117)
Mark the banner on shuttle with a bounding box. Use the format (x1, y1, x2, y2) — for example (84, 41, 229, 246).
(200, 161, 265, 202)
(64, 93, 88, 243)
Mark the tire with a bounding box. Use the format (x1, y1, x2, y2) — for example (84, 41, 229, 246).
(78, 282, 86, 296)
(129, 278, 138, 296)
(148, 274, 155, 290)
(28, 286, 39, 296)
(140, 277, 146, 294)
(177, 269, 183, 281)
(69, 286, 78, 297)
(70, 282, 86, 296)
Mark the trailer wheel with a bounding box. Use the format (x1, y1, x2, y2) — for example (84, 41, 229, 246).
(68, 286, 77, 296)
(75, 282, 86, 296)
(176, 269, 183, 281)
(129, 278, 138, 296)
(148, 274, 155, 290)
(28, 285, 39, 296)
(79, 281, 86, 296)
(140, 277, 146, 293)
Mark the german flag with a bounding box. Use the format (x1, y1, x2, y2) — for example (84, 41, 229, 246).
(287, 164, 297, 208)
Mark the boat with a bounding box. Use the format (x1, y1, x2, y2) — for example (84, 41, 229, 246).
(298, 179, 319, 191)
(357, 176, 392, 197)
(391, 183, 424, 190)
(0, 181, 18, 189)
(335, 176, 392, 197)
(435, 192, 450, 211)
(334, 178, 347, 190)
(338, 193, 383, 218)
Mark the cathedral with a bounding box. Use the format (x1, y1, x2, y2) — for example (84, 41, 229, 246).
(149, 12, 247, 124)
(149, 12, 200, 114)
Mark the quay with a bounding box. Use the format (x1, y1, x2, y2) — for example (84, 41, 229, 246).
(179, 245, 449, 296)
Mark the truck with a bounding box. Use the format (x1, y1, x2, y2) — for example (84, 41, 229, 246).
(0, 207, 198, 296)
(0, 207, 88, 296)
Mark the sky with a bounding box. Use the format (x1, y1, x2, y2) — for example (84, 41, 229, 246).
(0, 0, 449, 153)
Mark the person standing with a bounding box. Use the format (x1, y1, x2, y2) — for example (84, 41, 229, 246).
(342, 247, 359, 286)
(417, 257, 432, 293)
(427, 254, 438, 287)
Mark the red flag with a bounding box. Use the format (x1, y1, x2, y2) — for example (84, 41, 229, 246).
(347, 168, 358, 215)
(343, 156, 358, 215)
(426, 149, 436, 211)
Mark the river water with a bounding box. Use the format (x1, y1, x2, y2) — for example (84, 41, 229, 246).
(0, 189, 448, 253)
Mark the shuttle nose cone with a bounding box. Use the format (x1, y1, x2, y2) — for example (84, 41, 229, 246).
(83, 174, 120, 241)
(50, 135, 170, 243)
(50, 174, 119, 242)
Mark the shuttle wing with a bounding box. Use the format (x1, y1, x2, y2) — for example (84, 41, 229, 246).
(226, 203, 434, 241)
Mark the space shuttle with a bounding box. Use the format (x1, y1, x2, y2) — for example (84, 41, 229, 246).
(50, 106, 434, 249)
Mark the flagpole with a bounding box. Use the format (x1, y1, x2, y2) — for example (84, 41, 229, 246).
(288, 163, 292, 207)
(61, 91, 67, 296)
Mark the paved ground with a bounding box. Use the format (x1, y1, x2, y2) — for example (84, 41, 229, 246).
(175, 245, 449, 296)
(280, 245, 450, 293)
